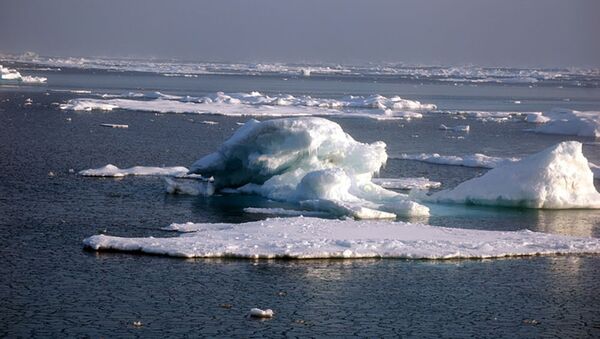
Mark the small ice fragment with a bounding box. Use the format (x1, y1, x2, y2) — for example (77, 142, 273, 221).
(100, 123, 128, 128)
(249, 308, 274, 318)
(132, 321, 143, 327)
(200, 120, 218, 125)
(513, 100, 521, 104)
(439, 124, 470, 132)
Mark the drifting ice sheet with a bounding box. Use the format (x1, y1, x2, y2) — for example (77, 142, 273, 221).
(391, 153, 519, 168)
(432, 141, 600, 209)
(83, 217, 600, 259)
(372, 177, 441, 190)
(532, 109, 600, 138)
(79, 164, 189, 177)
(59, 91, 435, 119)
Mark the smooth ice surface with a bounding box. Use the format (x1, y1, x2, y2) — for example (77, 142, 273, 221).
(79, 164, 189, 177)
(189, 117, 429, 218)
(532, 109, 600, 138)
(372, 177, 442, 190)
(391, 153, 519, 169)
(59, 91, 435, 119)
(432, 141, 600, 209)
(83, 217, 600, 259)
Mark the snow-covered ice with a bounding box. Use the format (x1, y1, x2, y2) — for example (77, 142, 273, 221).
(0, 64, 47, 83)
(531, 109, 600, 138)
(372, 177, 441, 190)
(59, 91, 435, 119)
(188, 117, 429, 218)
(243, 207, 330, 217)
(432, 141, 600, 209)
(79, 164, 189, 177)
(82, 217, 600, 259)
(391, 153, 519, 169)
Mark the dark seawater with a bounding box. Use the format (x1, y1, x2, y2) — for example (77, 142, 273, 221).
(1, 67, 600, 337)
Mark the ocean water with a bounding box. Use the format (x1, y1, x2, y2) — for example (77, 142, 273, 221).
(1, 61, 600, 337)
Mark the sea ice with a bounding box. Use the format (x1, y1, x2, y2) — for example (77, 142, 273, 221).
(0, 64, 46, 83)
(372, 177, 441, 190)
(82, 217, 600, 259)
(188, 117, 429, 218)
(59, 91, 435, 119)
(531, 109, 600, 138)
(79, 164, 189, 177)
(439, 124, 470, 132)
(391, 153, 519, 169)
(432, 141, 600, 209)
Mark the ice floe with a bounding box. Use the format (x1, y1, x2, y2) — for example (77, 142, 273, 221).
(391, 153, 519, 169)
(243, 207, 330, 217)
(5, 53, 599, 87)
(530, 109, 600, 138)
(79, 164, 189, 177)
(431, 141, 600, 209)
(372, 177, 441, 190)
(59, 91, 435, 119)
(188, 117, 429, 218)
(82, 217, 600, 259)
(439, 124, 470, 132)
(0, 64, 47, 83)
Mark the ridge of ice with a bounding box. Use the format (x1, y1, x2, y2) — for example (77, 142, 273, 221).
(82, 217, 600, 259)
(188, 117, 429, 218)
(432, 141, 600, 209)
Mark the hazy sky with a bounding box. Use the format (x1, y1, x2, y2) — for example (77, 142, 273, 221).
(1, 0, 599, 67)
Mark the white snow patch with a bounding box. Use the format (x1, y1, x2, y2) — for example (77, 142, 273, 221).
(82, 217, 600, 259)
(432, 141, 600, 209)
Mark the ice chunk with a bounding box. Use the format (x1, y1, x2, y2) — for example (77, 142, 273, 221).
(100, 123, 128, 128)
(189, 117, 429, 218)
(82, 217, 600, 259)
(249, 308, 274, 318)
(432, 141, 600, 209)
(164, 177, 215, 196)
(79, 164, 189, 177)
(439, 124, 470, 132)
(532, 109, 600, 138)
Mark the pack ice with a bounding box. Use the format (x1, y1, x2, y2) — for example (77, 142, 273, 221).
(188, 117, 429, 218)
(432, 141, 600, 209)
(0, 64, 47, 83)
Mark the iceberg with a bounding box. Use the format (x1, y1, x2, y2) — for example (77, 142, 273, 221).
(432, 141, 600, 209)
(188, 117, 429, 218)
(82, 217, 600, 259)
